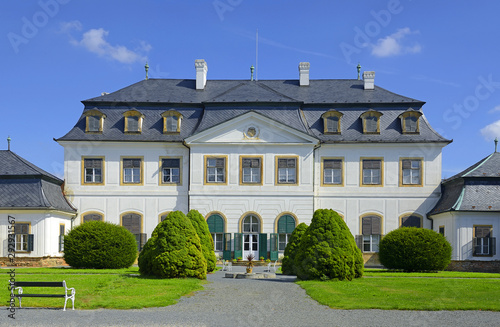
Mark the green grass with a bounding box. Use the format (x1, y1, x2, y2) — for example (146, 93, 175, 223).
(2, 267, 204, 310)
(298, 270, 500, 311)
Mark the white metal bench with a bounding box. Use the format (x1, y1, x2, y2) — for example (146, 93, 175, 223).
(221, 260, 232, 272)
(10, 280, 75, 311)
(264, 261, 277, 273)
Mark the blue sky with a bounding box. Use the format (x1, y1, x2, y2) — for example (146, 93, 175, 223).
(1, 0, 500, 179)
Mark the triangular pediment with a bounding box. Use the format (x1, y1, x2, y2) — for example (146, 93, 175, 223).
(185, 111, 318, 144)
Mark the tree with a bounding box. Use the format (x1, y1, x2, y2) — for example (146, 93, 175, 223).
(64, 221, 137, 269)
(138, 211, 207, 279)
(294, 209, 363, 280)
(281, 223, 308, 275)
(187, 209, 217, 272)
(379, 227, 452, 272)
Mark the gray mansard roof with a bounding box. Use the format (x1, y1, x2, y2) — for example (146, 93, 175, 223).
(429, 152, 500, 215)
(57, 78, 450, 144)
(0, 151, 76, 213)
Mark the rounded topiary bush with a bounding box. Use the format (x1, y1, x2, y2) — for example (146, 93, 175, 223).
(138, 211, 207, 279)
(281, 223, 308, 275)
(294, 209, 363, 281)
(379, 227, 452, 272)
(64, 221, 137, 269)
(187, 209, 216, 273)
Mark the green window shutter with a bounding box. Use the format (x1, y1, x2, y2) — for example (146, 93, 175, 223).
(223, 233, 232, 260)
(259, 233, 267, 259)
(27, 234, 34, 252)
(473, 237, 479, 256)
(233, 233, 242, 259)
(491, 238, 496, 256)
(207, 214, 224, 233)
(270, 233, 278, 260)
(278, 215, 296, 234)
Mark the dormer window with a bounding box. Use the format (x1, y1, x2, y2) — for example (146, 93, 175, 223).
(399, 110, 422, 134)
(84, 108, 106, 133)
(123, 110, 144, 133)
(321, 110, 343, 134)
(161, 110, 183, 134)
(360, 110, 383, 134)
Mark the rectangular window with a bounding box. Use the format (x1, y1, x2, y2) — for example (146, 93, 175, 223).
(473, 226, 495, 256)
(212, 233, 223, 252)
(365, 116, 378, 133)
(278, 233, 291, 251)
(161, 158, 180, 184)
(123, 158, 142, 184)
(87, 115, 101, 132)
(59, 224, 65, 252)
(405, 116, 418, 133)
(277, 158, 297, 184)
(241, 157, 261, 184)
(323, 159, 342, 185)
(206, 157, 226, 183)
(166, 115, 178, 132)
(402, 159, 422, 185)
(326, 116, 339, 133)
(363, 235, 380, 252)
(360, 216, 382, 252)
(14, 223, 31, 252)
(439, 226, 445, 236)
(126, 116, 140, 132)
(84, 158, 103, 184)
(362, 159, 382, 185)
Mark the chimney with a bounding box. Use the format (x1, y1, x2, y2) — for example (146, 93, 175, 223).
(363, 71, 375, 90)
(299, 62, 310, 86)
(195, 59, 208, 90)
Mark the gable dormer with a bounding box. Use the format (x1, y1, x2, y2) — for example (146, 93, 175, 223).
(360, 110, 383, 134)
(321, 110, 343, 134)
(84, 108, 106, 133)
(123, 109, 144, 133)
(399, 109, 422, 134)
(161, 110, 183, 134)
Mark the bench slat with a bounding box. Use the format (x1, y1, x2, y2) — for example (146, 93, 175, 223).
(14, 294, 66, 298)
(13, 282, 64, 287)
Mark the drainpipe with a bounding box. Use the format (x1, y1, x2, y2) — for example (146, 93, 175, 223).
(182, 140, 191, 212)
(312, 142, 322, 213)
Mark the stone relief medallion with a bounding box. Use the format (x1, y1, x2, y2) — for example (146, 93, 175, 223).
(247, 127, 257, 137)
(244, 126, 259, 139)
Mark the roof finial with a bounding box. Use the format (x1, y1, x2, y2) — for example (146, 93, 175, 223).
(145, 62, 149, 80)
(357, 63, 361, 80)
(495, 137, 498, 153)
(7, 136, 11, 151)
(250, 65, 255, 81)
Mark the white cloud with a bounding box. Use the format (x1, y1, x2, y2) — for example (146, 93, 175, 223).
(480, 120, 500, 141)
(488, 105, 500, 114)
(66, 25, 151, 64)
(371, 28, 421, 57)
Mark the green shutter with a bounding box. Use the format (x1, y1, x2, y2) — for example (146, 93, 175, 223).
(223, 233, 232, 260)
(278, 215, 296, 234)
(259, 233, 267, 259)
(27, 234, 34, 252)
(234, 233, 242, 259)
(270, 233, 278, 260)
(207, 214, 224, 233)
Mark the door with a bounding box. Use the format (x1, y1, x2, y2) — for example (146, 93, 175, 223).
(243, 234, 259, 260)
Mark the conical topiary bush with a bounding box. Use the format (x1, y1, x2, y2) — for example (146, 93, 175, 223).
(281, 222, 308, 275)
(187, 209, 217, 273)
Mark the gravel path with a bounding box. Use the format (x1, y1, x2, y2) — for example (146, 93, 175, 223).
(2, 266, 499, 327)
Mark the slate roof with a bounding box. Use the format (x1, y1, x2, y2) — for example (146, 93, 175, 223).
(58, 78, 450, 144)
(0, 151, 76, 213)
(429, 152, 500, 215)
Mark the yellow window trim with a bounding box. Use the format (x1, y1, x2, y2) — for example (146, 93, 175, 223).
(13, 221, 31, 253)
(321, 110, 343, 134)
(80, 211, 104, 224)
(158, 156, 183, 186)
(59, 223, 65, 253)
(204, 155, 228, 185)
(123, 109, 145, 133)
(359, 213, 384, 236)
(360, 110, 383, 134)
(81, 156, 105, 186)
(239, 211, 263, 233)
(275, 155, 299, 186)
(158, 211, 172, 224)
(161, 110, 183, 134)
(320, 156, 344, 187)
(239, 155, 264, 186)
(120, 156, 144, 186)
(273, 212, 298, 233)
(399, 110, 422, 134)
(120, 212, 143, 234)
(359, 157, 384, 187)
(84, 109, 106, 133)
(398, 213, 423, 228)
(399, 157, 424, 187)
(473, 225, 493, 237)
(205, 211, 228, 233)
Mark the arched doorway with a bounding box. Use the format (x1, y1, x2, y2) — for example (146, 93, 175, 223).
(242, 214, 260, 260)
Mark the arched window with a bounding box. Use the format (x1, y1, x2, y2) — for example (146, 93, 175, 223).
(277, 214, 296, 251)
(400, 214, 422, 228)
(399, 109, 422, 134)
(360, 110, 383, 134)
(84, 108, 106, 133)
(121, 212, 146, 251)
(161, 110, 183, 133)
(207, 213, 225, 252)
(357, 214, 382, 252)
(321, 110, 343, 134)
(243, 214, 260, 233)
(123, 109, 144, 133)
(82, 212, 103, 223)
(159, 211, 171, 223)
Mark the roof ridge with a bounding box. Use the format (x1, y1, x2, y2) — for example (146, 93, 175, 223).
(256, 82, 300, 102)
(1, 151, 62, 183)
(462, 153, 494, 177)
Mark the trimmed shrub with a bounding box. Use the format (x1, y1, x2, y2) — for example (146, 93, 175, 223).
(294, 209, 363, 281)
(379, 227, 452, 272)
(138, 211, 207, 279)
(281, 223, 308, 275)
(64, 221, 137, 269)
(187, 209, 217, 272)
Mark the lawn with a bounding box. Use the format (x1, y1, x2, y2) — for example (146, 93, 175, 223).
(298, 270, 500, 311)
(2, 267, 205, 310)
